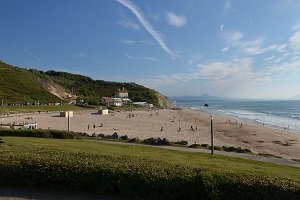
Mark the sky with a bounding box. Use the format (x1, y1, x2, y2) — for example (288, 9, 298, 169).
(1, 0, 300, 99)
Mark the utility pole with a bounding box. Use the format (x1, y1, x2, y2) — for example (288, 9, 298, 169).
(67, 112, 70, 131)
(211, 114, 214, 155)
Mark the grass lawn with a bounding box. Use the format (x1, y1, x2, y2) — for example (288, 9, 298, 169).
(1, 136, 299, 184)
(0, 105, 97, 114)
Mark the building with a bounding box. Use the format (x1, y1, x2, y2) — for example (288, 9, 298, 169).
(60, 111, 73, 118)
(114, 87, 129, 98)
(98, 109, 109, 115)
(111, 98, 123, 107)
(101, 97, 112, 106)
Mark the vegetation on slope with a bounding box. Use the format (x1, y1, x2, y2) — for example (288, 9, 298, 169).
(0, 61, 60, 103)
(0, 60, 171, 107)
(44, 70, 169, 107)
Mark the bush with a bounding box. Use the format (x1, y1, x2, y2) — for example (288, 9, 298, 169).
(0, 129, 80, 139)
(189, 143, 201, 148)
(175, 140, 188, 145)
(126, 138, 140, 143)
(142, 137, 170, 145)
(120, 135, 128, 140)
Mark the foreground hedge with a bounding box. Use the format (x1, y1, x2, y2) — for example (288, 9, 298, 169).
(0, 149, 299, 199)
(0, 129, 80, 139)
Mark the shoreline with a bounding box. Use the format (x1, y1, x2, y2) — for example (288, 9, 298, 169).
(186, 106, 300, 136)
(1, 108, 300, 160)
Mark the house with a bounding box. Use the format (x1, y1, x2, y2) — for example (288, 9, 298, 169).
(114, 87, 129, 98)
(60, 111, 73, 118)
(111, 98, 123, 107)
(101, 97, 112, 106)
(98, 109, 109, 115)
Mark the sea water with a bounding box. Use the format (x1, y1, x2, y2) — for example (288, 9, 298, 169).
(174, 99, 300, 134)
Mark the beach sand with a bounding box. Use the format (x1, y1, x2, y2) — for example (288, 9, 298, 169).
(1, 108, 300, 160)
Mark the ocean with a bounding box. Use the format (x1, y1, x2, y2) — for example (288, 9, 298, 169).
(173, 99, 300, 134)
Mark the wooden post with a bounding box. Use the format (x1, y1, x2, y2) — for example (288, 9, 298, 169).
(211, 115, 214, 155)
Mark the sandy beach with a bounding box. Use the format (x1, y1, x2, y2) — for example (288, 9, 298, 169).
(1, 108, 300, 160)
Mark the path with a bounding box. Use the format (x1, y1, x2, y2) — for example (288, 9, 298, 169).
(95, 140, 300, 167)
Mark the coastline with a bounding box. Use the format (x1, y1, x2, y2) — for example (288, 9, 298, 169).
(1, 108, 300, 160)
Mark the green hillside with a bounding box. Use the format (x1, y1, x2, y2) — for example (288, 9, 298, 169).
(0, 61, 171, 107)
(0, 61, 60, 103)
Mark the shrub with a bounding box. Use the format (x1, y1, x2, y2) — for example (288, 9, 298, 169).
(0, 129, 80, 139)
(98, 133, 105, 138)
(189, 143, 201, 148)
(126, 138, 140, 143)
(142, 137, 170, 145)
(175, 140, 188, 145)
(120, 135, 128, 140)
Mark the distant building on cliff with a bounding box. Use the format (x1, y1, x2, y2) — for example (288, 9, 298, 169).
(114, 87, 128, 98)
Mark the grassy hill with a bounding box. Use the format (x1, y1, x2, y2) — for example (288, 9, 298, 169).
(0, 61, 171, 107)
(0, 61, 60, 103)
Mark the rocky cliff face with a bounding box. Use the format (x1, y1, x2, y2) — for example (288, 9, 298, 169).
(155, 92, 173, 108)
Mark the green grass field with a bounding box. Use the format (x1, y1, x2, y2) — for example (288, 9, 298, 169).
(0, 136, 299, 199)
(0, 105, 97, 115)
(1, 137, 299, 182)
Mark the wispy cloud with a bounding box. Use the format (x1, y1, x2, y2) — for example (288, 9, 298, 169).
(220, 24, 225, 31)
(165, 12, 187, 28)
(221, 47, 229, 52)
(116, 0, 177, 58)
(72, 52, 87, 58)
(187, 53, 202, 65)
(120, 39, 153, 45)
(125, 53, 158, 62)
(289, 30, 300, 51)
(118, 13, 140, 30)
(15, 44, 42, 63)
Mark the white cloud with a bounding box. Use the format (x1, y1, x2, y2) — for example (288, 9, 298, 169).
(222, 30, 244, 47)
(221, 47, 229, 52)
(117, 0, 178, 58)
(289, 30, 300, 50)
(224, 0, 232, 11)
(125, 53, 158, 62)
(120, 39, 153, 45)
(187, 53, 202, 65)
(118, 14, 140, 30)
(244, 44, 278, 55)
(220, 24, 224, 31)
(165, 12, 187, 28)
(262, 56, 275, 62)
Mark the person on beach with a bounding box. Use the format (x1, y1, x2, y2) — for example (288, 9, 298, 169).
(178, 127, 181, 132)
(88, 124, 90, 130)
(240, 123, 243, 128)
(191, 126, 194, 131)
(161, 126, 164, 131)
(93, 124, 96, 129)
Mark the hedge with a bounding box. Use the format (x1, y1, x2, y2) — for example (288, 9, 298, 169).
(0, 129, 80, 139)
(0, 149, 299, 199)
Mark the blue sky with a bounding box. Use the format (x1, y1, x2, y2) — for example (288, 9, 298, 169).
(1, 0, 300, 99)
